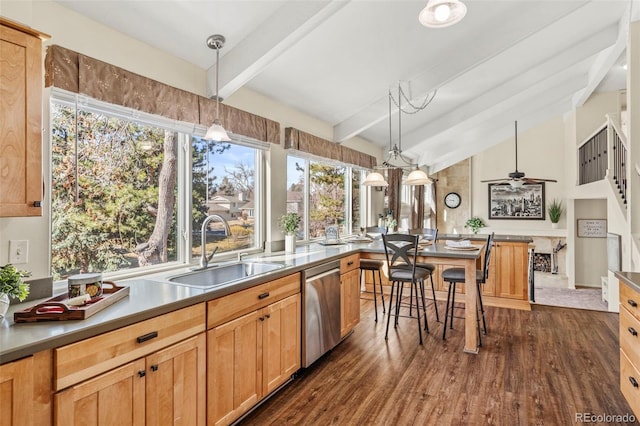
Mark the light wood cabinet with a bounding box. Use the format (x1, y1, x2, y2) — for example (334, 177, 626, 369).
(620, 281, 640, 417)
(207, 275, 301, 426)
(340, 254, 361, 337)
(492, 242, 529, 300)
(0, 18, 48, 217)
(55, 333, 205, 426)
(0, 350, 52, 426)
(340, 268, 360, 337)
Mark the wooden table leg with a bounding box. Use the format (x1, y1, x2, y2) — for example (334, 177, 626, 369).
(463, 257, 479, 354)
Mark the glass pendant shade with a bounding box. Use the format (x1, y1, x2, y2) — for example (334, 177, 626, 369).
(362, 172, 388, 186)
(419, 0, 467, 28)
(405, 169, 432, 185)
(509, 179, 525, 188)
(205, 119, 232, 141)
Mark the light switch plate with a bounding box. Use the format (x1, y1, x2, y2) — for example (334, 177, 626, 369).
(9, 240, 29, 264)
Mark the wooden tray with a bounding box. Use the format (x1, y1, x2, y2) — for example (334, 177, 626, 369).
(14, 281, 129, 322)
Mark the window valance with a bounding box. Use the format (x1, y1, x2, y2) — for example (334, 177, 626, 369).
(44, 45, 280, 144)
(284, 127, 376, 169)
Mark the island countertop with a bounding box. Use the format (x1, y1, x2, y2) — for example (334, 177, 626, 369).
(615, 271, 640, 293)
(0, 234, 530, 364)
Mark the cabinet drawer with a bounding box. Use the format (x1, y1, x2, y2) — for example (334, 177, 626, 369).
(55, 303, 205, 391)
(621, 307, 640, 367)
(207, 273, 300, 329)
(621, 282, 640, 322)
(620, 350, 640, 417)
(340, 254, 360, 274)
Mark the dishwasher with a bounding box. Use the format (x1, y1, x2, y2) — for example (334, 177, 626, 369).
(302, 260, 341, 367)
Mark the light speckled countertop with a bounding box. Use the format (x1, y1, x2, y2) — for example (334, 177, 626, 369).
(0, 235, 530, 364)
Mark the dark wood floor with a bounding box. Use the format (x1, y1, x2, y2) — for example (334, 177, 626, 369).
(240, 295, 634, 425)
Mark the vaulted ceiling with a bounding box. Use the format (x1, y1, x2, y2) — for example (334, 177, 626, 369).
(55, 0, 637, 173)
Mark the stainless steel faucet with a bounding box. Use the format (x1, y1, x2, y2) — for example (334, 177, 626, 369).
(200, 214, 232, 269)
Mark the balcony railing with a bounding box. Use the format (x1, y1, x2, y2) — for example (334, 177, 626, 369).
(577, 116, 627, 206)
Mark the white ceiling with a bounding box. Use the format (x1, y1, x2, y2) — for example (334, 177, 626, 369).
(54, 0, 637, 173)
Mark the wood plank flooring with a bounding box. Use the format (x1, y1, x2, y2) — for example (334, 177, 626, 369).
(239, 296, 635, 425)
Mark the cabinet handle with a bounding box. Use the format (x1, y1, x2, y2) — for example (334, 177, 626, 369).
(150, 365, 159, 372)
(347, 261, 354, 266)
(259, 316, 265, 321)
(138, 370, 146, 378)
(628, 299, 638, 308)
(137, 331, 158, 343)
(265, 314, 271, 319)
(33, 201, 41, 207)
(630, 377, 639, 388)
(629, 327, 638, 337)
(258, 292, 269, 299)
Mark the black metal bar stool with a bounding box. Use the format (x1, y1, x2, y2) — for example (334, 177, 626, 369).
(442, 233, 494, 345)
(382, 233, 430, 345)
(409, 228, 440, 322)
(359, 226, 387, 322)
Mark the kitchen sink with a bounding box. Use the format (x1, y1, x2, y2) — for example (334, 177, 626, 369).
(167, 261, 284, 288)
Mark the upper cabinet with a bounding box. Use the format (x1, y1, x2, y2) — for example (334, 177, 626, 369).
(0, 18, 49, 217)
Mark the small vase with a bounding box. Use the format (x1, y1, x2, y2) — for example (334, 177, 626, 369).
(0, 293, 10, 319)
(551, 222, 559, 229)
(285, 234, 296, 253)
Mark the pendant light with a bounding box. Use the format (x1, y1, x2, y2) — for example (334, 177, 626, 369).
(205, 34, 232, 142)
(419, 0, 467, 28)
(362, 171, 389, 187)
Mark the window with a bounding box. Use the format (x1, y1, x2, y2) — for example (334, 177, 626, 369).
(191, 137, 262, 261)
(287, 154, 363, 240)
(50, 90, 264, 280)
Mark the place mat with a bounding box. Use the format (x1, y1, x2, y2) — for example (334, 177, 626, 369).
(348, 237, 373, 243)
(444, 245, 481, 251)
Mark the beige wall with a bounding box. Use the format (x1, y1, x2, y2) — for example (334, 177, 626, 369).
(0, 1, 383, 278)
(433, 158, 470, 234)
(574, 199, 608, 286)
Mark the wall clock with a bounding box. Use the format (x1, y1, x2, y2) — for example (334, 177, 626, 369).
(444, 192, 461, 209)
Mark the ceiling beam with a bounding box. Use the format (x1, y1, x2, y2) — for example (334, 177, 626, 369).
(332, 1, 616, 143)
(206, 0, 350, 99)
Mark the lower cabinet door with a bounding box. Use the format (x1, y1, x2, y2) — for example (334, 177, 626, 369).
(262, 294, 301, 395)
(146, 334, 206, 426)
(207, 310, 262, 426)
(55, 358, 146, 426)
(341, 268, 361, 337)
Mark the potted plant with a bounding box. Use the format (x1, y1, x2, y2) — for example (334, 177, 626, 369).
(548, 199, 563, 228)
(464, 217, 485, 234)
(280, 212, 301, 253)
(0, 264, 31, 318)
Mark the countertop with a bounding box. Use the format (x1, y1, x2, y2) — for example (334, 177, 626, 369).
(615, 271, 640, 293)
(0, 234, 531, 364)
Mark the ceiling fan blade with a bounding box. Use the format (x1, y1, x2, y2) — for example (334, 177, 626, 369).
(481, 178, 510, 183)
(523, 177, 558, 183)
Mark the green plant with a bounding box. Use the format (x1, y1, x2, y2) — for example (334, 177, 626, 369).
(0, 264, 31, 301)
(280, 212, 301, 235)
(464, 217, 485, 234)
(547, 199, 563, 223)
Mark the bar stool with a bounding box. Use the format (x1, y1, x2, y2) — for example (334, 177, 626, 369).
(382, 233, 430, 345)
(442, 233, 494, 345)
(359, 226, 387, 322)
(409, 228, 440, 322)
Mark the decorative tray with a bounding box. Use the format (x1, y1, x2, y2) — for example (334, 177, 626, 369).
(14, 281, 129, 322)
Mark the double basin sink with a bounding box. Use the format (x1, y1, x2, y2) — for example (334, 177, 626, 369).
(167, 261, 284, 289)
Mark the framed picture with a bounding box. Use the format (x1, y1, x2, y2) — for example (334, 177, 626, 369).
(488, 183, 545, 220)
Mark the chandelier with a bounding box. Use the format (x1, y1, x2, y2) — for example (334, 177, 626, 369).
(363, 82, 436, 186)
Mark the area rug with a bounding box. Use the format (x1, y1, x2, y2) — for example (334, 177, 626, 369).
(533, 286, 609, 312)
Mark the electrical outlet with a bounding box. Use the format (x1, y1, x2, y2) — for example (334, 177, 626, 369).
(9, 240, 29, 264)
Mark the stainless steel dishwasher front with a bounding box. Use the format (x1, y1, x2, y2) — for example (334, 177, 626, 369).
(302, 260, 341, 367)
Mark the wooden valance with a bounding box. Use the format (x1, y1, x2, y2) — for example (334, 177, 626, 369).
(284, 127, 376, 169)
(44, 45, 280, 144)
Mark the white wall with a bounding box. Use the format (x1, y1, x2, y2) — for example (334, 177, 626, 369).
(0, 1, 383, 277)
(574, 199, 608, 286)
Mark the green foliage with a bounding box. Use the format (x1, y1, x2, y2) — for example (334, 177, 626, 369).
(280, 213, 301, 234)
(309, 162, 345, 237)
(464, 217, 485, 234)
(547, 199, 563, 223)
(0, 264, 30, 301)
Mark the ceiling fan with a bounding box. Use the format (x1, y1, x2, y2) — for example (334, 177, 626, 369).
(481, 121, 557, 188)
